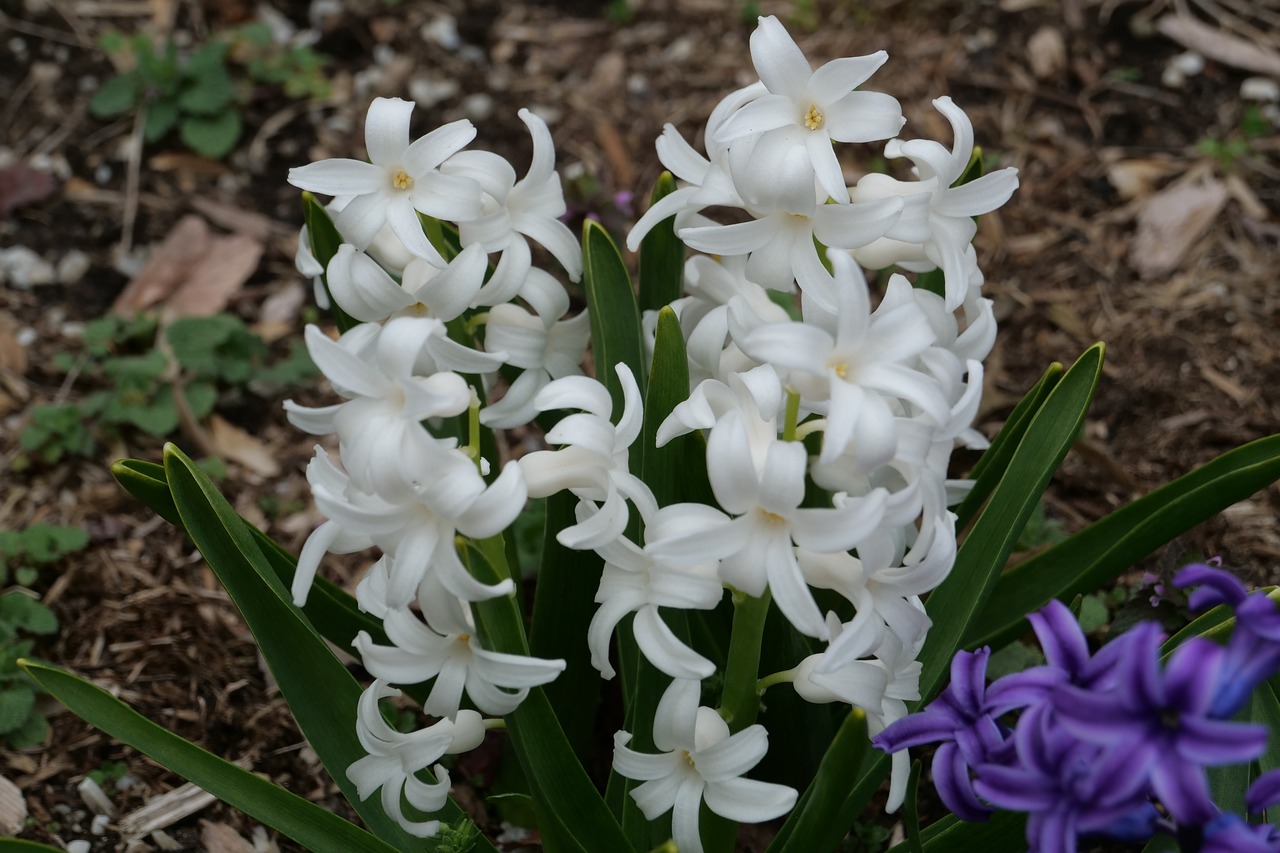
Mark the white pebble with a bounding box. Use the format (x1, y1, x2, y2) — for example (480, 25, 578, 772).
(91, 813, 111, 835)
(66, 841, 91, 853)
(1241, 77, 1280, 102)
(460, 93, 493, 121)
(1172, 51, 1205, 75)
(57, 250, 90, 284)
(421, 15, 460, 50)
(77, 776, 117, 818)
(0, 247, 56, 289)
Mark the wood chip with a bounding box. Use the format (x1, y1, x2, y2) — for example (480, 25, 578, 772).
(0, 774, 27, 836)
(200, 820, 258, 853)
(208, 414, 281, 477)
(1027, 26, 1067, 80)
(0, 163, 57, 218)
(1103, 157, 1181, 201)
(1156, 15, 1280, 77)
(1129, 177, 1228, 279)
(117, 758, 251, 840)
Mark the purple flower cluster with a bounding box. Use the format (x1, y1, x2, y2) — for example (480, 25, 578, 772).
(874, 564, 1280, 853)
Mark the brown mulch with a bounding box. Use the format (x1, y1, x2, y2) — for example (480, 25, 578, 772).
(2, 0, 1278, 850)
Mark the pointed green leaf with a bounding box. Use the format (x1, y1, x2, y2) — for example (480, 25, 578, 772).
(583, 218, 646, 425)
(0, 840, 68, 852)
(637, 172, 684, 313)
(769, 709, 868, 853)
(967, 433, 1280, 651)
(161, 443, 484, 848)
(19, 661, 398, 853)
(955, 362, 1062, 528)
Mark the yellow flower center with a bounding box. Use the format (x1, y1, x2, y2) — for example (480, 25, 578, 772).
(757, 508, 788, 526)
(457, 633, 471, 644)
(392, 169, 414, 190)
(681, 749, 697, 769)
(831, 361, 849, 379)
(804, 104, 824, 131)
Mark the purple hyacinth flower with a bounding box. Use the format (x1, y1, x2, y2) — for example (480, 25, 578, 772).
(1198, 814, 1280, 853)
(873, 646, 1011, 821)
(1176, 563, 1280, 718)
(973, 703, 1157, 853)
(1053, 623, 1269, 826)
(1247, 768, 1280, 817)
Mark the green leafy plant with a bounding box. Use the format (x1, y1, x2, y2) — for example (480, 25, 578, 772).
(1197, 104, 1272, 170)
(17, 313, 315, 468)
(228, 23, 332, 100)
(0, 524, 88, 747)
(90, 33, 242, 158)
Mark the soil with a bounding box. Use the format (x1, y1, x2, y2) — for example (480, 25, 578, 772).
(2, 0, 1278, 850)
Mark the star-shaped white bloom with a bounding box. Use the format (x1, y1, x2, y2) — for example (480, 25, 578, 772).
(612, 679, 796, 853)
(478, 298, 591, 429)
(354, 604, 565, 719)
(713, 15, 904, 205)
(443, 109, 582, 305)
(347, 680, 485, 837)
(738, 253, 951, 468)
(288, 97, 483, 264)
(517, 365, 658, 549)
(851, 96, 1019, 309)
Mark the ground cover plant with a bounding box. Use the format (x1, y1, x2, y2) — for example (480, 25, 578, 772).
(2, 0, 1278, 850)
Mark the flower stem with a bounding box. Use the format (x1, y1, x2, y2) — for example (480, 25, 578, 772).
(756, 668, 797, 695)
(717, 587, 773, 732)
(783, 388, 801, 442)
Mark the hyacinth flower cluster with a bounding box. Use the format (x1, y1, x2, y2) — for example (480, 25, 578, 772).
(874, 563, 1280, 853)
(282, 15, 1016, 847)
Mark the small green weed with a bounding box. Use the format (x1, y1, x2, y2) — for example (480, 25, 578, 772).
(0, 524, 89, 748)
(90, 25, 331, 159)
(1197, 105, 1271, 171)
(17, 313, 315, 469)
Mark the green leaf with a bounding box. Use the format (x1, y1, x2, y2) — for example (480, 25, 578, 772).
(19, 661, 400, 853)
(902, 760, 924, 853)
(637, 172, 684, 313)
(0, 839, 67, 852)
(921, 344, 1103, 701)
(179, 66, 236, 115)
(180, 110, 241, 159)
(20, 523, 89, 563)
(4, 704, 48, 748)
(955, 362, 1062, 528)
(161, 444, 471, 847)
(465, 536, 633, 853)
(768, 709, 868, 853)
(302, 193, 359, 332)
(900, 811, 1027, 852)
(0, 593, 58, 634)
(0, 686, 36, 734)
(967, 432, 1280, 651)
(144, 98, 180, 142)
(582, 218, 646, 430)
(89, 73, 142, 118)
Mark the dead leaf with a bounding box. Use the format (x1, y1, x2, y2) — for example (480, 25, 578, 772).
(0, 775, 27, 836)
(0, 163, 57, 218)
(0, 313, 27, 375)
(1129, 177, 1228, 278)
(208, 414, 281, 477)
(200, 820, 258, 853)
(256, 280, 307, 343)
(1027, 26, 1067, 80)
(148, 152, 232, 177)
(163, 232, 263, 317)
(190, 197, 290, 237)
(112, 215, 212, 317)
(1156, 15, 1280, 77)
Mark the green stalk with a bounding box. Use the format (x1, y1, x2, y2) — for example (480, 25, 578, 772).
(716, 588, 773, 732)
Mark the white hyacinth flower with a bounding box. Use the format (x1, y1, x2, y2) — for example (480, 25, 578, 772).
(715, 15, 904, 205)
(354, 605, 565, 719)
(612, 678, 797, 853)
(479, 300, 591, 429)
(288, 97, 482, 264)
(347, 681, 485, 837)
(851, 96, 1019, 309)
(738, 254, 951, 469)
(443, 109, 582, 304)
(517, 365, 658, 549)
